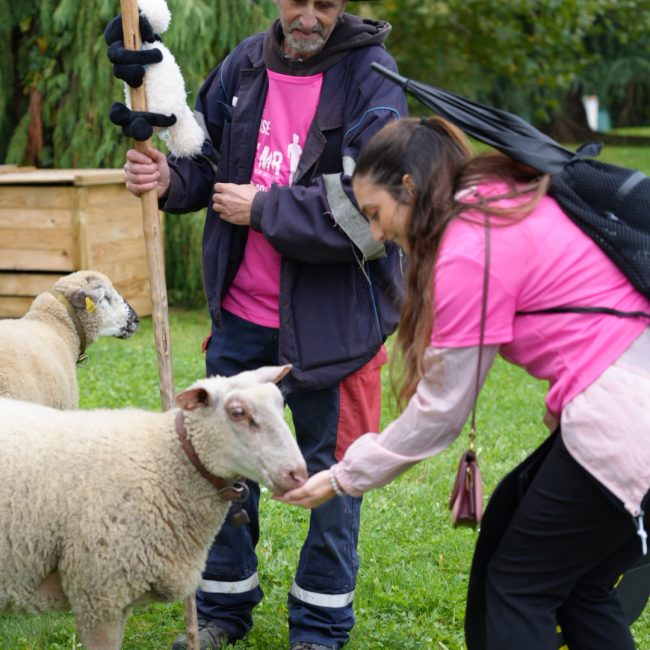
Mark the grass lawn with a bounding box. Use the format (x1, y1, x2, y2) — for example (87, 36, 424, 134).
(1, 142, 649, 648)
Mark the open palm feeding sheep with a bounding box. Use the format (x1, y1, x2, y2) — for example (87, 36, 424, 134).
(0, 270, 139, 409)
(0, 365, 307, 650)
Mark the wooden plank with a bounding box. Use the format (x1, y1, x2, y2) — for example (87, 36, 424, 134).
(0, 165, 36, 174)
(113, 275, 151, 299)
(86, 237, 148, 267)
(0, 208, 74, 230)
(73, 170, 125, 186)
(1, 226, 75, 251)
(123, 294, 152, 317)
(0, 170, 76, 184)
(0, 248, 76, 272)
(0, 273, 57, 296)
(78, 184, 139, 209)
(0, 169, 124, 186)
(83, 216, 150, 244)
(84, 204, 142, 221)
(97, 257, 150, 280)
(0, 296, 32, 318)
(0, 186, 75, 210)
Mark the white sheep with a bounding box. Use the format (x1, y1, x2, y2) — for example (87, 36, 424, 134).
(0, 365, 307, 650)
(0, 270, 139, 409)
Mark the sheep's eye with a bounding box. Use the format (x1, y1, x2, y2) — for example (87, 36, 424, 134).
(228, 406, 246, 420)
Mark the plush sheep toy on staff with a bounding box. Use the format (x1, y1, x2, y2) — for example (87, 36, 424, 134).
(105, 1, 205, 648)
(106, 0, 205, 157)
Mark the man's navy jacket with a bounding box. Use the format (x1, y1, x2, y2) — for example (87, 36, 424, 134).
(163, 18, 408, 391)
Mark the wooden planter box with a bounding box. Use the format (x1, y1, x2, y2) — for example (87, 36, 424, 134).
(0, 168, 159, 317)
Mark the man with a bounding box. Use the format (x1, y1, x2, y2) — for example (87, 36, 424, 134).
(123, 1, 407, 648)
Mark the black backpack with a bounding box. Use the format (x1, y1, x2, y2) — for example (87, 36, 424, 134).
(549, 155, 650, 300)
(372, 63, 650, 312)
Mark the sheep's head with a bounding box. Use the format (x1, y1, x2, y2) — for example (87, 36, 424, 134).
(176, 366, 307, 495)
(54, 270, 140, 343)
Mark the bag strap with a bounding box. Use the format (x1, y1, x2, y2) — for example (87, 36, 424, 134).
(469, 214, 491, 450)
(613, 170, 647, 208)
(517, 305, 650, 319)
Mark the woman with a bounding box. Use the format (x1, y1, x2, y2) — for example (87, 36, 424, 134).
(278, 116, 650, 649)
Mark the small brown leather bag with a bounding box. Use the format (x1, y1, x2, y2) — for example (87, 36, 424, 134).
(449, 449, 483, 527)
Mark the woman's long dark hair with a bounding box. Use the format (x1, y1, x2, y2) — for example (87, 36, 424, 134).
(354, 116, 549, 407)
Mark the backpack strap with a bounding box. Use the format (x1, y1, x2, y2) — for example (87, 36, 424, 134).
(517, 305, 650, 319)
(613, 170, 647, 208)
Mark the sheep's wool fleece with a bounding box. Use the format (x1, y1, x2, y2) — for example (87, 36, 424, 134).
(0, 401, 229, 630)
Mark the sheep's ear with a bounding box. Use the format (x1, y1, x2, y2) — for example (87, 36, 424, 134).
(175, 386, 214, 411)
(251, 365, 292, 384)
(69, 288, 105, 310)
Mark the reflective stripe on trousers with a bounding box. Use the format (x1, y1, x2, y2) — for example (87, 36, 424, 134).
(290, 581, 355, 608)
(201, 573, 260, 595)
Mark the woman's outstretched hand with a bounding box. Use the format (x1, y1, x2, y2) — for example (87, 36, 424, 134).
(274, 470, 335, 509)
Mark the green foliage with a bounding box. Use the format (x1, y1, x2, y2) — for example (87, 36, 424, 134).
(0, 0, 14, 147)
(163, 211, 207, 308)
(578, 2, 650, 126)
(381, 0, 650, 124)
(2, 0, 276, 168)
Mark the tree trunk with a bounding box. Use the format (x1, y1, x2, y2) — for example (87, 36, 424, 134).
(541, 85, 594, 143)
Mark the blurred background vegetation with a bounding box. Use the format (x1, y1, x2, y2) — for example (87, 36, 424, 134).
(1, 0, 649, 306)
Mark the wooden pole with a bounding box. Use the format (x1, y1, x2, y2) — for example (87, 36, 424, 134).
(118, 2, 200, 649)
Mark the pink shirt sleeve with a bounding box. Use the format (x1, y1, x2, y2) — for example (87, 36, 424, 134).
(432, 252, 515, 348)
(333, 345, 498, 496)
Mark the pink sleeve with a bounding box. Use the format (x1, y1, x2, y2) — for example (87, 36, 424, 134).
(432, 254, 515, 348)
(333, 345, 498, 496)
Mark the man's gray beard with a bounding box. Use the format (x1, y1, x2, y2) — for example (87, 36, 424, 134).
(284, 32, 326, 57)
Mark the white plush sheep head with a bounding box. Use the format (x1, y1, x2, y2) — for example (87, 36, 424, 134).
(176, 366, 307, 495)
(138, 0, 171, 34)
(54, 270, 139, 342)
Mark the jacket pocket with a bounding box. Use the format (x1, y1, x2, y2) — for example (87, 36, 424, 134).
(289, 263, 382, 370)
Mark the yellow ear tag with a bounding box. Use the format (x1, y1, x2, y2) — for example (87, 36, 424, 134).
(85, 297, 96, 313)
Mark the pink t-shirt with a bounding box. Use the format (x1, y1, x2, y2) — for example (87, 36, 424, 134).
(222, 69, 323, 328)
(431, 183, 650, 415)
